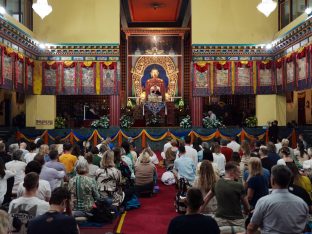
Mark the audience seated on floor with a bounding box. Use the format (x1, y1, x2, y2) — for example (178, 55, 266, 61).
(167, 188, 220, 234)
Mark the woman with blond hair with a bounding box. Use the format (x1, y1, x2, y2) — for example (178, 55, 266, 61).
(39, 144, 50, 162)
(96, 150, 124, 206)
(244, 157, 269, 208)
(135, 151, 156, 195)
(193, 160, 218, 214)
(0, 210, 10, 234)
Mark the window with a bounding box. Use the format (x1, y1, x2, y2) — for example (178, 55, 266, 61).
(0, 0, 33, 30)
(279, 0, 310, 29)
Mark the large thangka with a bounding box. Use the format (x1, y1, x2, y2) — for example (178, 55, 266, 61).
(80, 62, 96, 95)
(193, 62, 211, 96)
(1, 47, 14, 90)
(257, 61, 275, 94)
(100, 62, 116, 95)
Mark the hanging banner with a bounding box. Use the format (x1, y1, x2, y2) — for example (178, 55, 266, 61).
(257, 61, 275, 94)
(80, 62, 96, 95)
(276, 58, 284, 93)
(100, 62, 116, 95)
(213, 61, 231, 95)
(285, 53, 296, 92)
(1, 47, 15, 90)
(25, 58, 34, 94)
(15, 53, 24, 93)
(235, 61, 253, 94)
(193, 62, 211, 96)
(61, 61, 77, 95)
(43, 61, 58, 95)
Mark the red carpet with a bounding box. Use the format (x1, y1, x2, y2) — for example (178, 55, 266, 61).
(120, 166, 178, 234)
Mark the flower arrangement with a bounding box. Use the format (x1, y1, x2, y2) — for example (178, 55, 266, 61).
(91, 115, 110, 128)
(245, 116, 258, 128)
(120, 114, 134, 128)
(146, 115, 161, 126)
(180, 115, 192, 129)
(55, 116, 66, 129)
(203, 117, 223, 128)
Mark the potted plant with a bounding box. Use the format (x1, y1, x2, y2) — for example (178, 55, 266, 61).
(91, 115, 110, 129)
(180, 115, 192, 129)
(120, 114, 134, 128)
(203, 117, 223, 128)
(245, 116, 258, 128)
(55, 116, 66, 129)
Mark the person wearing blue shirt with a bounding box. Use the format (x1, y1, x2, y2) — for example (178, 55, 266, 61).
(173, 145, 196, 184)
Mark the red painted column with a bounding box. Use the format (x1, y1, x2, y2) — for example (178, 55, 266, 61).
(191, 96, 203, 127)
(109, 95, 120, 126)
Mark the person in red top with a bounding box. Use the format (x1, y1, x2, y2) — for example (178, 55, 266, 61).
(220, 140, 233, 162)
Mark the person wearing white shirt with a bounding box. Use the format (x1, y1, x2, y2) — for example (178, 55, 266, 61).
(0, 161, 15, 205)
(5, 150, 27, 195)
(85, 152, 99, 179)
(24, 142, 37, 163)
(212, 144, 226, 175)
(208, 111, 217, 121)
(184, 136, 198, 167)
(275, 138, 282, 154)
(161, 139, 173, 159)
(9, 172, 49, 234)
(227, 137, 241, 153)
(16, 161, 51, 202)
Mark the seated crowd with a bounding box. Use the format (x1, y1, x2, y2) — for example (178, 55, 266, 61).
(0, 133, 311, 234)
(163, 135, 312, 234)
(0, 138, 158, 233)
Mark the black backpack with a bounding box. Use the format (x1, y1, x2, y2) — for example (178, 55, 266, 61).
(87, 198, 116, 223)
(174, 178, 191, 214)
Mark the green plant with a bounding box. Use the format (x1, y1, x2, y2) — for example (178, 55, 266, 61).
(245, 116, 258, 128)
(146, 115, 161, 126)
(55, 116, 66, 129)
(120, 114, 134, 128)
(180, 115, 192, 129)
(203, 117, 223, 128)
(91, 115, 110, 128)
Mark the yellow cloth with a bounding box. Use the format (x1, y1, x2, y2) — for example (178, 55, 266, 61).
(59, 153, 78, 173)
(295, 176, 312, 199)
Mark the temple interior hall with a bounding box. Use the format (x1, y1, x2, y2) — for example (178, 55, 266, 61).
(0, 0, 312, 234)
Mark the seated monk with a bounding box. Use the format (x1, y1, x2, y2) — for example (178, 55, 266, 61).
(145, 68, 165, 100)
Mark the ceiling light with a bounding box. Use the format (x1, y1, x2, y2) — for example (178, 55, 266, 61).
(266, 43, 273, 50)
(305, 8, 312, 15)
(257, 0, 277, 17)
(0, 6, 6, 15)
(32, 0, 52, 19)
(39, 43, 46, 49)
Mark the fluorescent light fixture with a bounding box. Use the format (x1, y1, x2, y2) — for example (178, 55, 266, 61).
(305, 7, 312, 15)
(32, 0, 52, 19)
(0, 6, 6, 15)
(257, 0, 277, 17)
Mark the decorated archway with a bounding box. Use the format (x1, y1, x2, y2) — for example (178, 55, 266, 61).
(131, 56, 179, 100)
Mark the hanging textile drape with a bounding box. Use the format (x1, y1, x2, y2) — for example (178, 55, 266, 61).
(43, 61, 59, 94)
(285, 53, 296, 92)
(15, 53, 24, 93)
(80, 61, 96, 95)
(235, 61, 253, 94)
(61, 61, 77, 95)
(257, 61, 275, 94)
(1, 46, 15, 90)
(296, 47, 309, 91)
(193, 62, 211, 96)
(25, 58, 34, 94)
(100, 61, 116, 95)
(213, 61, 231, 95)
(275, 58, 284, 93)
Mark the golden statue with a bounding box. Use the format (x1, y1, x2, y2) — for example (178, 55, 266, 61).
(145, 68, 165, 101)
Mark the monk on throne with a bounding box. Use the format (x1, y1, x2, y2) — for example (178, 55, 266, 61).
(145, 68, 166, 101)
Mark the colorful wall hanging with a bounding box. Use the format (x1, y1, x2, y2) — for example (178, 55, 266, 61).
(100, 61, 116, 95)
(257, 61, 275, 94)
(193, 62, 211, 96)
(213, 61, 232, 95)
(80, 62, 96, 95)
(43, 61, 58, 94)
(235, 61, 254, 94)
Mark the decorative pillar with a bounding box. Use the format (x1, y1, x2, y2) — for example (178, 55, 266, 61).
(109, 95, 120, 126)
(191, 96, 203, 127)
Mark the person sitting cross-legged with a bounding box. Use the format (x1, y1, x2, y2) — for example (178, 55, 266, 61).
(247, 165, 309, 234)
(167, 187, 220, 234)
(27, 187, 79, 234)
(202, 161, 249, 231)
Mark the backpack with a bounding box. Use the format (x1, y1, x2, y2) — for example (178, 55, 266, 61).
(87, 198, 116, 223)
(174, 178, 191, 214)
